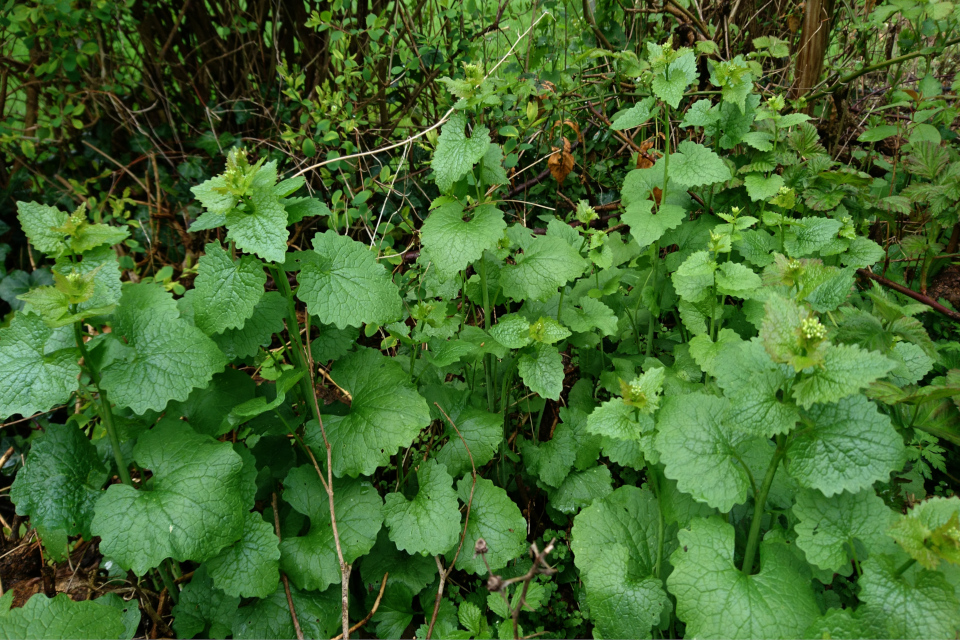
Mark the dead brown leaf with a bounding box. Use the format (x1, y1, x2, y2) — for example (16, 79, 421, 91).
(549, 139, 574, 184)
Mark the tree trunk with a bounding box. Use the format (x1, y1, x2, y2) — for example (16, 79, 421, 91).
(792, 0, 835, 100)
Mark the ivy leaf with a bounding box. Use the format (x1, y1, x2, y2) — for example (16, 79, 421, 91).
(793, 488, 896, 574)
(421, 201, 505, 281)
(211, 291, 287, 360)
(91, 420, 246, 575)
(10, 423, 107, 542)
(743, 173, 785, 201)
(0, 593, 125, 640)
(305, 348, 430, 477)
(622, 200, 686, 249)
(669, 142, 731, 188)
(455, 476, 527, 575)
(16, 201, 68, 256)
(432, 112, 491, 192)
(383, 459, 460, 556)
(570, 486, 670, 639)
(279, 466, 383, 591)
(100, 284, 227, 414)
(193, 242, 266, 335)
(0, 312, 79, 420)
(791, 344, 895, 408)
(518, 343, 564, 400)
(296, 231, 402, 329)
(436, 407, 507, 478)
(713, 339, 799, 437)
(225, 186, 289, 264)
(859, 554, 960, 639)
(232, 584, 340, 640)
(786, 395, 905, 496)
(668, 517, 819, 639)
(656, 393, 755, 512)
(501, 235, 587, 302)
(887, 496, 960, 570)
(171, 565, 240, 639)
(205, 511, 280, 598)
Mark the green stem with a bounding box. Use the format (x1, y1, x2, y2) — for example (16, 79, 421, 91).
(847, 540, 863, 578)
(649, 467, 666, 580)
(892, 558, 916, 578)
(158, 560, 179, 604)
(480, 255, 496, 413)
(741, 437, 786, 574)
(270, 265, 323, 428)
(73, 320, 131, 486)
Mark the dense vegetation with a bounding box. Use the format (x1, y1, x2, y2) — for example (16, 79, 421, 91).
(1, 0, 959, 638)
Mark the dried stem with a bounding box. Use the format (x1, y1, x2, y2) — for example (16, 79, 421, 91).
(330, 573, 389, 640)
(272, 492, 304, 640)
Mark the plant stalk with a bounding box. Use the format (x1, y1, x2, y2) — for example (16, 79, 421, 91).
(740, 437, 786, 574)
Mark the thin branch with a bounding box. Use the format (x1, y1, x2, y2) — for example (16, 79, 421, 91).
(272, 493, 304, 640)
(329, 573, 389, 640)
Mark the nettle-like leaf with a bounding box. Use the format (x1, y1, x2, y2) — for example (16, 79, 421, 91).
(792, 488, 896, 574)
(435, 406, 502, 478)
(205, 511, 280, 598)
(10, 423, 107, 542)
(518, 343, 564, 400)
(226, 166, 290, 264)
(887, 496, 960, 570)
(193, 241, 266, 335)
(421, 200, 506, 281)
(232, 584, 340, 640)
(383, 459, 460, 556)
(455, 476, 526, 575)
(587, 397, 652, 441)
(668, 141, 731, 188)
(649, 44, 698, 108)
(279, 465, 382, 591)
(655, 393, 755, 511)
(91, 420, 246, 575)
(785, 395, 905, 496)
(622, 200, 687, 249)
(431, 112, 491, 192)
(713, 339, 799, 437)
(791, 344, 895, 408)
(212, 291, 287, 360)
(16, 201, 69, 255)
(571, 487, 670, 639)
(501, 234, 587, 301)
(305, 348, 430, 477)
(668, 517, 819, 638)
(858, 554, 960, 638)
(0, 312, 79, 420)
(99, 283, 226, 414)
(296, 230, 402, 329)
(0, 593, 125, 640)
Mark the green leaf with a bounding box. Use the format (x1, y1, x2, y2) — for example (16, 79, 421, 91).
(91, 420, 245, 575)
(518, 343, 564, 400)
(53, 245, 122, 317)
(361, 530, 438, 594)
(689, 328, 743, 378)
(669, 142, 731, 188)
(168, 368, 256, 437)
(611, 99, 656, 130)
(793, 488, 896, 574)
(587, 399, 652, 440)
(656, 393, 754, 511)
(760, 294, 828, 371)
(310, 322, 359, 363)
(786, 395, 905, 495)
(714, 339, 798, 437)
(211, 291, 287, 360)
(0, 312, 79, 420)
(436, 407, 502, 478)
(784, 218, 843, 257)
(887, 496, 960, 570)
(225, 186, 289, 263)
(455, 476, 527, 575)
(480, 143, 509, 187)
(650, 48, 698, 107)
(672, 250, 717, 302)
(802, 608, 884, 640)
(489, 314, 531, 349)
(296, 231, 402, 329)
(193, 241, 266, 335)
(561, 296, 619, 335)
(792, 344, 895, 408)
(571, 486, 669, 639)
(205, 511, 280, 598)
(100, 283, 227, 414)
(548, 464, 613, 514)
(10, 423, 107, 541)
(743, 173, 785, 201)
(858, 125, 899, 142)
(232, 584, 340, 639)
(305, 348, 429, 477)
(715, 262, 761, 298)
(421, 202, 505, 281)
(383, 459, 460, 556)
(0, 593, 125, 640)
(623, 201, 687, 249)
(432, 112, 491, 192)
(280, 466, 383, 591)
(372, 585, 415, 639)
(171, 565, 240, 639)
(16, 201, 69, 255)
(668, 517, 819, 638)
(501, 235, 587, 302)
(284, 196, 331, 224)
(859, 554, 960, 639)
